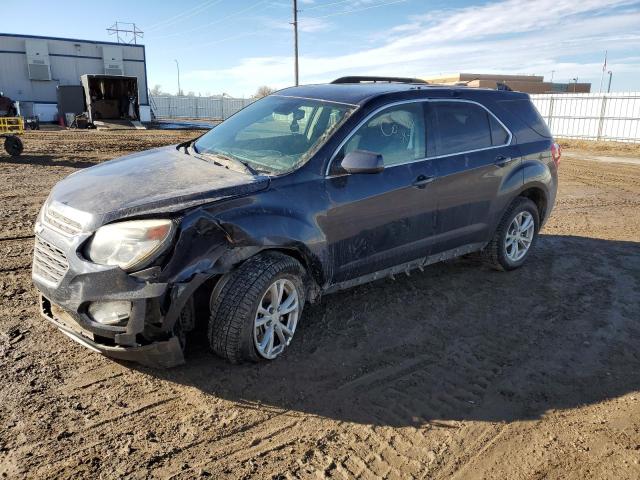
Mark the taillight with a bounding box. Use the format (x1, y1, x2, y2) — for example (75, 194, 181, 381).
(551, 142, 561, 166)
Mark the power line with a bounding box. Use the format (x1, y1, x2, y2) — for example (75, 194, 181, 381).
(304, 0, 409, 20)
(146, 0, 216, 31)
(146, 0, 226, 32)
(147, 0, 271, 40)
(300, 0, 355, 12)
(160, 31, 260, 52)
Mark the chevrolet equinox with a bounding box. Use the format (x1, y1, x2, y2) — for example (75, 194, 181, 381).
(32, 76, 560, 367)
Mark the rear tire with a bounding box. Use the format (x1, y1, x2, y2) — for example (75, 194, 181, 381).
(208, 252, 306, 364)
(483, 197, 540, 271)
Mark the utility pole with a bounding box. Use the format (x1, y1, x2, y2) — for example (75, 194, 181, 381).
(174, 59, 182, 96)
(550, 70, 555, 82)
(607, 71, 613, 93)
(292, 0, 299, 86)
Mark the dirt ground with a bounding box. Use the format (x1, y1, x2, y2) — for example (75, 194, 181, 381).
(1, 130, 639, 479)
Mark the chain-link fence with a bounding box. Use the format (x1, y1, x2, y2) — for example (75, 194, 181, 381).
(149, 95, 255, 121)
(530, 92, 640, 143)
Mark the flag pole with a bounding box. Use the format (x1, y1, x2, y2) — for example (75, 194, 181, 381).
(599, 50, 607, 93)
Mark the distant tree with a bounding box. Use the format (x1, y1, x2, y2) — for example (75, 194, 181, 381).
(186, 91, 196, 97)
(150, 84, 163, 95)
(254, 86, 276, 98)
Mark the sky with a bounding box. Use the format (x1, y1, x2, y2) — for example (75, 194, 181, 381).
(3, 0, 640, 97)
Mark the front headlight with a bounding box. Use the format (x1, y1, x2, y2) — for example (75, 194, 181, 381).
(84, 219, 175, 271)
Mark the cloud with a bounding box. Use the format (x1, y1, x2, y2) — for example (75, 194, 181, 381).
(183, 0, 640, 91)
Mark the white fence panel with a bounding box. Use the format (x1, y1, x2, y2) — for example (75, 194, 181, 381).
(150, 93, 640, 142)
(530, 92, 640, 143)
(149, 95, 255, 120)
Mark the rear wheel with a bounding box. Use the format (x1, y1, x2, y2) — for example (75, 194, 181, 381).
(483, 197, 539, 271)
(4, 135, 23, 157)
(208, 252, 305, 363)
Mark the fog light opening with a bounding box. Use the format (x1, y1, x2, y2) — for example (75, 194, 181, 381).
(88, 301, 131, 325)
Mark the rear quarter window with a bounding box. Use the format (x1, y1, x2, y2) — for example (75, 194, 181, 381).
(489, 115, 510, 145)
(497, 99, 551, 138)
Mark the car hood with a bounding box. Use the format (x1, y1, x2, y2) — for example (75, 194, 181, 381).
(46, 146, 270, 228)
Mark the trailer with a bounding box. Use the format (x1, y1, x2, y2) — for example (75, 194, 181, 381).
(80, 74, 140, 124)
(0, 117, 24, 157)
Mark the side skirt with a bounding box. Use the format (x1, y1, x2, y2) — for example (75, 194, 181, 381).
(324, 242, 486, 295)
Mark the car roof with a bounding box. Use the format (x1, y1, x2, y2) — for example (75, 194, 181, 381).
(276, 82, 528, 106)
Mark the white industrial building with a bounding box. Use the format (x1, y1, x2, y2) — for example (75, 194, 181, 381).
(0, 32, 150, 122)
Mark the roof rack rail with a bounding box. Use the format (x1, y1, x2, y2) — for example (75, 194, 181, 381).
(331, 76, 428, 85)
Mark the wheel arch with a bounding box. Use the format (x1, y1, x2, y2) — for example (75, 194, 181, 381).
(215, 244, 324, 303)
(517, 185, 548, 225)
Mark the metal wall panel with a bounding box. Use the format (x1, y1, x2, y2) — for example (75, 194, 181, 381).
(0, 34, 147, 107)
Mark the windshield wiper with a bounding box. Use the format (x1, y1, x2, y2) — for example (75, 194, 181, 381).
(177, 138, 200, 155)
(195, 151, 260, 176)
(225, 154, 260, 176)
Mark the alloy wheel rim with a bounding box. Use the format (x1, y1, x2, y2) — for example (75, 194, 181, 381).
(254, 278, 300, 359)
(505, 211, 535, 262)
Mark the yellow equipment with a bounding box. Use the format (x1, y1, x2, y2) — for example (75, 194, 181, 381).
(0, 117, 24, 157)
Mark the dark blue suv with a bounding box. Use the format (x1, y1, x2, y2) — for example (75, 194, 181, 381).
(32, 77, 560, 366)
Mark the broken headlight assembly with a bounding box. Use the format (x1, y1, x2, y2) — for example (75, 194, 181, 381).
(84, 219, 175, 272)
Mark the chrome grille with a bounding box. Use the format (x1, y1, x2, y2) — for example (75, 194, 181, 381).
(33, 236, 69, 285)
(43, 207, 82, 237)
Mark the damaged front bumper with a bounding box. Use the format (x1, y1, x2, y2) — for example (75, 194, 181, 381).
(31, 210, 196, 368)
(39, 295, 184, 367)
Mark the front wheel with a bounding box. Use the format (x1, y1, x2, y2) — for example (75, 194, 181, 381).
(208, 252, 306, 363)
(483, 197, 540, 271)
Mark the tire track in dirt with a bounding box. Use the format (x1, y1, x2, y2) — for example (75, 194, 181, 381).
(310, 239, 583, 479)
(0, 235, 35, 242)
(141, 411, 305, 478)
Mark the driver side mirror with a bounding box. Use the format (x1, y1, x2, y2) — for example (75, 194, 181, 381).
(341, 150, 384, 174)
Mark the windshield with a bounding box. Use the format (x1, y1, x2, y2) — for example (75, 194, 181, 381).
(194, 95, 355, 174)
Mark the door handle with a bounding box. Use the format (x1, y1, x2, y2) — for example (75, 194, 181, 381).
(412, 174, 436, 188)
(494, 155, 514, 167)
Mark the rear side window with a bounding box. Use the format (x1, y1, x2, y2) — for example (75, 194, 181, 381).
(430, 102, 500, 156)
(498, 99, 550, 138)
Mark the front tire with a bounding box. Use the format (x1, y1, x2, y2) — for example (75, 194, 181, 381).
(483, 197, 540, 271)
(208, 252, 306, 363)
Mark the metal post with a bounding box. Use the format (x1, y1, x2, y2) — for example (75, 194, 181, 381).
(607, 71, 613, 93)
(547, 96, 555, 131)
(596, 96, 608, 141)
(598, 50, 607, 93)
(174, 59, 181, 96)
(293, 0, 299, 86)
